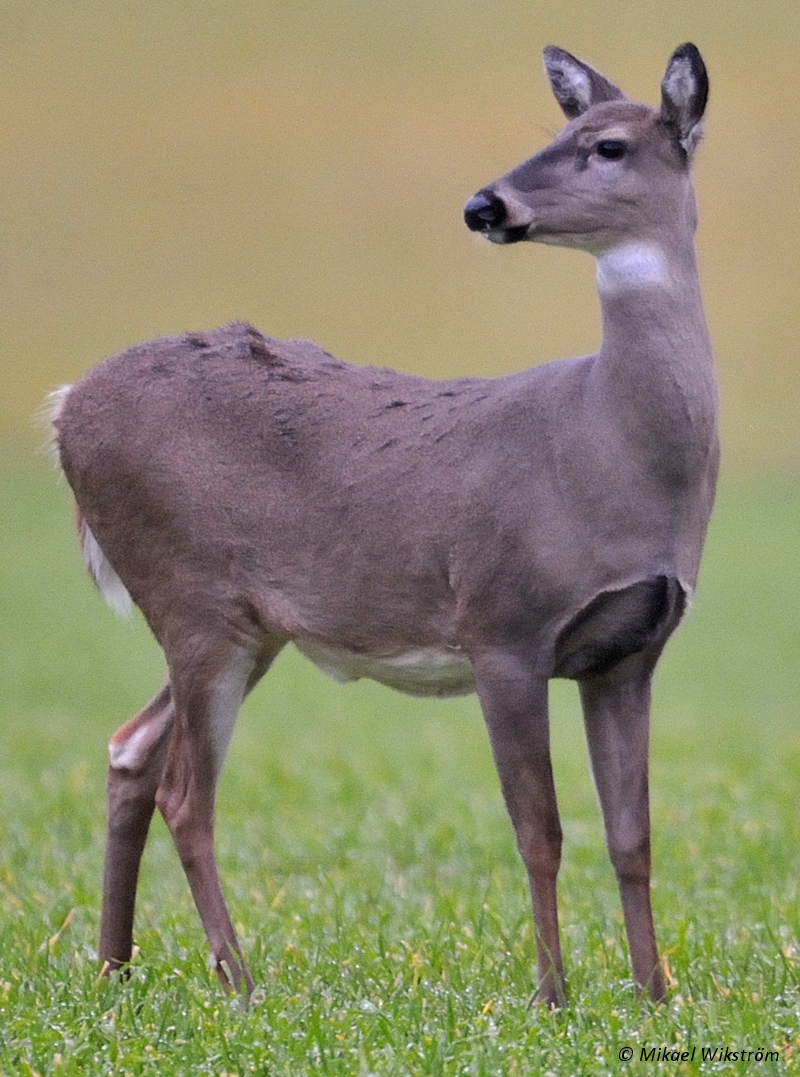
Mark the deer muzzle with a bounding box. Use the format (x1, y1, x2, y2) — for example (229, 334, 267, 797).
(464, 191, 530, 244)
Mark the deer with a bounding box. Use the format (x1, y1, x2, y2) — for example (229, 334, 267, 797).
(48, 43, 717, 1008)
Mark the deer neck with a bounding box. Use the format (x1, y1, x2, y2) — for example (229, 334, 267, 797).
(593, 236, 718, 481)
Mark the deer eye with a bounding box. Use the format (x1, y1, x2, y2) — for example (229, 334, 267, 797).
(595, 139, 627, 160)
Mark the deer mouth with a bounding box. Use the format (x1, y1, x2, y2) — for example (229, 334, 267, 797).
(485, 224, 531, 244)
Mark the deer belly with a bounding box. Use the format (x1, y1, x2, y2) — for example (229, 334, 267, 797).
(294, 640, 476, 698)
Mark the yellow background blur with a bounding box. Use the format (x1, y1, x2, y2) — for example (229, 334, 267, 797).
(3, 2, 799, 477)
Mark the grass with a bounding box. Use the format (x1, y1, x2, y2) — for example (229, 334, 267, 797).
(3, 6, 799, 1071)
(0, 459, 799, 1075)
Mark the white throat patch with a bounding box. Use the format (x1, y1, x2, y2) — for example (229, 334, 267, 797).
(596, 243, 669, 294)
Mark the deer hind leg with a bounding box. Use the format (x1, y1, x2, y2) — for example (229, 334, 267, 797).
(473, 652, 566, 1007)
(154, 644, 277, 999)
(100, 684, 175, 973)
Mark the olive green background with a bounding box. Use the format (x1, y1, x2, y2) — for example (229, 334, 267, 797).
(2, 9, 800, 1070)
(3, 1, 799, 478)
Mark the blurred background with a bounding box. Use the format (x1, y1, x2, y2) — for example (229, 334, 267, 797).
(3, 0, 799, 473)
(2, 5, 799, 783)
(1, 6, 799, 1026)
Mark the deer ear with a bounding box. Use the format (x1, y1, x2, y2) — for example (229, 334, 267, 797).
(543, 47, 625, 119)
(660, 43, 709, 159)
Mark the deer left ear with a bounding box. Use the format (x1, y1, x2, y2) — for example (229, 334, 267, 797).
(544, 46, 625, 119)
(660, 43, 709, 159)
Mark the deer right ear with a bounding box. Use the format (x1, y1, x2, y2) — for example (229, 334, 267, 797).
(660, 43, 709, 159)
(543, 46, 626, 119)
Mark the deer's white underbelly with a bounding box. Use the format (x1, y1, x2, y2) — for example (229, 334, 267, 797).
(294, 640, 476, 698)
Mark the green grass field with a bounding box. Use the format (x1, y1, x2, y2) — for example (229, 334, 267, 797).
(1, 460, 798, 1074)
(3, 3, 800, 1073)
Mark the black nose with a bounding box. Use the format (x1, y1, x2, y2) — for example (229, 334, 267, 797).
(464, 191, 507, 232)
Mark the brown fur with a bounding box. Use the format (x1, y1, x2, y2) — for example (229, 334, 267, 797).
(51, 44, 716, 1006)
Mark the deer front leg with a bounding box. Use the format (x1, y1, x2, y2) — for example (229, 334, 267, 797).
(579, 662, 666, 1002)
(100, 685, 174, 973)
(473, 653, 566, 1007)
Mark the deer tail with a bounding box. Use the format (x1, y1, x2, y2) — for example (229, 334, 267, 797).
(44, 384, 133, 618)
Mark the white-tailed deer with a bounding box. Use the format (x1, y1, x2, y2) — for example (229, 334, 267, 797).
(49, 43, 716, 1007)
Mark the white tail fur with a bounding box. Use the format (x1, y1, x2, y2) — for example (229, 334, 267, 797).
(46, 384, 133, 618)
(41, 385, 73, 464)
(78, 513, 133, 618)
